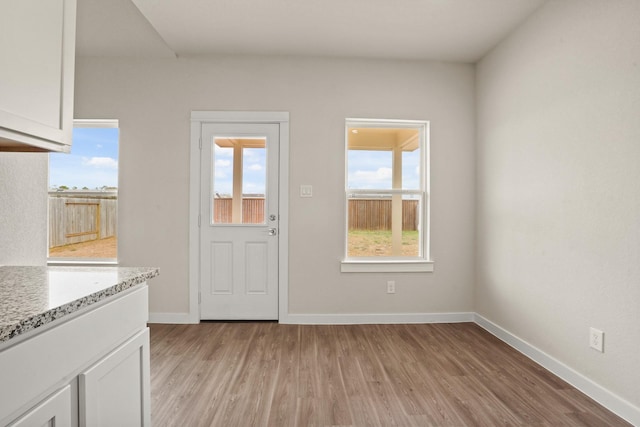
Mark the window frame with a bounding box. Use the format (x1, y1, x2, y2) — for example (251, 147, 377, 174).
(47, 119, 119, 266)
(341, 118, 433, 273)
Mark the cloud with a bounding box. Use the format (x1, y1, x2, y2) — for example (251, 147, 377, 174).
(83, 157, 118, 169)
(352, 167, 392, 181)
(215, 159, 231, 167)
(243, 147, 264, 158)
(243, 181, 266, 193)
(214, 145, 233, 157)
(348, 167, 393, 189)
(247, 164, 263, 171)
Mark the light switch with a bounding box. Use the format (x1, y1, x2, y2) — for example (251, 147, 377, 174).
(300, 185, 313, 198)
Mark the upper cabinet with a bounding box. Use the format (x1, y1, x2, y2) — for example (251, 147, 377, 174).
(0, 0, 76, 152)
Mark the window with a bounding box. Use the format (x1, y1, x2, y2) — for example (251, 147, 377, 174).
(342, 118, 433, 272)
(212, 137, 267, 224)
(48, 120, 119, 263)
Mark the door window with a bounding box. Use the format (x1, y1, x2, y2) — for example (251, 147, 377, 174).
(212, 137, 266, 225)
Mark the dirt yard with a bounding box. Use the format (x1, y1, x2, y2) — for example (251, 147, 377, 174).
(348, 230, 418, 257)
(49, 236, 117, 258)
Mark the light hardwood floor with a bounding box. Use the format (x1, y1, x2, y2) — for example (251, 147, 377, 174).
(150, 322, 630, 427)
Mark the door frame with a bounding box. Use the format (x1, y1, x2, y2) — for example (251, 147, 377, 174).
(188, 111, 289, 323)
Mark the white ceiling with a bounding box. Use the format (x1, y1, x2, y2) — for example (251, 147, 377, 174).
(76, 0, 546, 62)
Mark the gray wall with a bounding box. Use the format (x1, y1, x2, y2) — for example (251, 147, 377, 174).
(476, 0, 640, 410)
(0, 153, 48, 265)
(74, 55, 477, 317)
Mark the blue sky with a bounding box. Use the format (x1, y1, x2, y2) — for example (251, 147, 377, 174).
(49, 127, 119, 189)
(347, 149, 421, 190)
(50, 129, 419, 193)
(213, 145, 266, 195)
(213, 146, 421, 196)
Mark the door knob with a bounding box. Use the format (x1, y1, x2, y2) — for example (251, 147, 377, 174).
(268, 228, 277, 236)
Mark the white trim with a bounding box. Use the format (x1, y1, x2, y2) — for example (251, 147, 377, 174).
(47, 260, 118, 266)
(277, 119, 290, 324)
(340, 260, 434, 273)
(189, 111, 290, 323)
(281, 312, 474, 325)
(73, 119, 119, 128)
(346, 118, 429, 128)
(474, 314, 640, 426)
(148, 312, 194, 324)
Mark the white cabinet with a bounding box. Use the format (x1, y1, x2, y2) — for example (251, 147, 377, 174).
(79, 329, 151, 427)
(0, 0, 76, 152)
(8, 386, 72, 427)
(0, 285, 151, 427)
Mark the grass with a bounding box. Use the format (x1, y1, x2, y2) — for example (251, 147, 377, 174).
(348, 229, 419, 257)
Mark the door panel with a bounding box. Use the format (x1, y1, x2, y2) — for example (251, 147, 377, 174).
(245, 242, 268, 294)
(200, 123, 279, 319)
(211, 242, 232, 294)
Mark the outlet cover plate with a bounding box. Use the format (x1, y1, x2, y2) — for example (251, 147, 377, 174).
(300, 185, 313, 198)
(590, 327, 604, 352)
(387, 281, 396, 294)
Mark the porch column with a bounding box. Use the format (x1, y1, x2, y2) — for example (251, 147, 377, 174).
(392, 144, 402, 256)
(232, 144, 243, 223)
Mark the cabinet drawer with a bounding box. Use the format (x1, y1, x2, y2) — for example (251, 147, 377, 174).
(8, 385, 72, 427)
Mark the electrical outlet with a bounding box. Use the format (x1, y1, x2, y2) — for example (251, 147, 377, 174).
(589, 328, 604, 352)
(387, 281, 396, 294)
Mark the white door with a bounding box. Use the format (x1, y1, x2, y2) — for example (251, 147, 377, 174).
(199, 123, 279, 319)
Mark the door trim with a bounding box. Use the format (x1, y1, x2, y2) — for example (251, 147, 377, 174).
(189, 111, 289, 323)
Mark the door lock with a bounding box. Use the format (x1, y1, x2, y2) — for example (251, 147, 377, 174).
(269, 214, 277, 221)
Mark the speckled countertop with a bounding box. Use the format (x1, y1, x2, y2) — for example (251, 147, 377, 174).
(0, 266, 159, 344)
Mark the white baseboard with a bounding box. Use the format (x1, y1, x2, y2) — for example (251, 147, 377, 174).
(281, 312, 474, 325)
(474, 314, 640, 426)
(148, 312, 197, 324)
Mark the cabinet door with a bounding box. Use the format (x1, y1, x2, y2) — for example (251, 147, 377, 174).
(79, 328, 151, 427)
(9, 385, 72, 427)
(0, 0, 76, 151)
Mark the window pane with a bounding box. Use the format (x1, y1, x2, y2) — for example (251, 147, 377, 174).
(212, 142, 234, 224)
(347, 194, 421, 257)
(212, 137, 267, 225)
(347, 150, 392, 189)
(402, 149, 421, 190)
(48, 125, 118, 260)
(242, 147, 266, 224)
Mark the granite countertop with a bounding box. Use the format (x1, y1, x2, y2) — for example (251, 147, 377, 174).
(0, 266, 159, 344)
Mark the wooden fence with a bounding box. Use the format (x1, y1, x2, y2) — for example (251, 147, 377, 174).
(348, 199, 419, 231)
(214, 198, 265, 224)
(213, 197, 418, 230)
(49, 191, 117, 248)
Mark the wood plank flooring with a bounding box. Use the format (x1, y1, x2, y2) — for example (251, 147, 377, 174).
(149, 322, 631, 427)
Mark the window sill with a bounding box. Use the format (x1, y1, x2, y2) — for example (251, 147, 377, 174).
(47, 259, 118, 267)
(341, 259, 434, 273)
